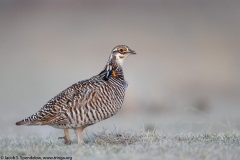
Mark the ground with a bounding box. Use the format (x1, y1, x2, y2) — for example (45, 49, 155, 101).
(1, 130, 240, 160)
(1, 111, 240, 160)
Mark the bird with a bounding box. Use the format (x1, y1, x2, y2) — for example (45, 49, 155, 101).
(16, 45, 136, 144)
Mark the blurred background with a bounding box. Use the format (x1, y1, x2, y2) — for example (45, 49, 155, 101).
(0, 0, 239, 137)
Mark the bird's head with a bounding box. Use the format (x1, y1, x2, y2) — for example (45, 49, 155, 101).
(109, 45, 136, 67)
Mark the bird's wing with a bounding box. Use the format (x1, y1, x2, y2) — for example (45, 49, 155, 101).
(37, 79, 103, 125)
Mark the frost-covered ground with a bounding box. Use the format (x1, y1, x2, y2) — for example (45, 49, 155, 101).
(2, 109, 240, 160)
(1, 131, 240, 160)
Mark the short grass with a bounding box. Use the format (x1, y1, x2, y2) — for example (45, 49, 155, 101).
(1, 130, 240, 160)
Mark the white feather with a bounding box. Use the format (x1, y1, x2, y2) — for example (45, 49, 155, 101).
(115, 53, 129, 66)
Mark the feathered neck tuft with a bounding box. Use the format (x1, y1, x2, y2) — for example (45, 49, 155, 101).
(99, 54, 123, 81)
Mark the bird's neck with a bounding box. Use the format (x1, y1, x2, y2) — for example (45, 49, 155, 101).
(99, 58, 124, 81)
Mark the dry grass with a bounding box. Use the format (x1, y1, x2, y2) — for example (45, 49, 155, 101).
(1, 130, 240, 160)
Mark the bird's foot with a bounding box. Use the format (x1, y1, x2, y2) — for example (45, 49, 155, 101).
(58, 136, 71, 145)
(77, 139, 84, 145)
(58, 136, 64, 139)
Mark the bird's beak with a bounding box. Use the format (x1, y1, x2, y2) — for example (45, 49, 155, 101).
(129, 49, 136, 55)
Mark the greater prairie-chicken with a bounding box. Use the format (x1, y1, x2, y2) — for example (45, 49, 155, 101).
(16, 45, 136, 144)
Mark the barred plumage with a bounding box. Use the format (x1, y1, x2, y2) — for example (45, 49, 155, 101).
(16, 45, 136, 144)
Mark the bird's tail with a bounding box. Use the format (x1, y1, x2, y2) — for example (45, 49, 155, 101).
(16, 119, 30, 125)
(16, 114, 41, 126)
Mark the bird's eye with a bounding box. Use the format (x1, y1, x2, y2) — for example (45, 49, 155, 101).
(119, 47, 127, 53)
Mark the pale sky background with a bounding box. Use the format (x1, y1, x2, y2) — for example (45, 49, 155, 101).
(0, 0, 239, 136)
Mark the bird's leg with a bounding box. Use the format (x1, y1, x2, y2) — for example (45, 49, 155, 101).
(58, 128, 71, 144)
(74, 128, 84, 144)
